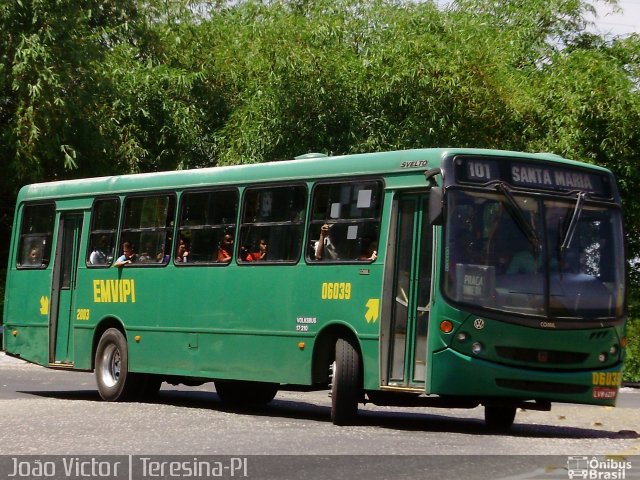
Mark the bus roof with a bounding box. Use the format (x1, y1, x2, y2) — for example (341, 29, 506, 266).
(16, 148, 611, 202)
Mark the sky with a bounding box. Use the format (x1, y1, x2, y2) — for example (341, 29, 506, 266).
(591, 0, 640, 37)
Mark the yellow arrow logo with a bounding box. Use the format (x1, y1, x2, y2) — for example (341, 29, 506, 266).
(365, 298, 380, 323)
(39, 296, 49, 315)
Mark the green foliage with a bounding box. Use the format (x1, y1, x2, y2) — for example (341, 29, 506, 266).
(1, 1, 137, 184)
(624, 318, 640, 383)
(0, 0, 208, 187)
(94, 44, 214, 172)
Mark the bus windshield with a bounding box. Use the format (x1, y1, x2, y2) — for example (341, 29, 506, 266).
(443, 189, 625, 320)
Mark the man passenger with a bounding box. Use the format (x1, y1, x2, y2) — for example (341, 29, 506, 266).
(114, 242, 136, 267)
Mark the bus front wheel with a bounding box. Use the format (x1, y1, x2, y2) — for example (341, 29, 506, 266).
(330, 338, 361, 426)
(484, 405, 517, 431)
(95, 328, 138, 401)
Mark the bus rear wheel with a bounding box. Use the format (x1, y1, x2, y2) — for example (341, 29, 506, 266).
(95, 328, 139, 401)
(330, 338, 361, 426)
(484, 405, 517, 431)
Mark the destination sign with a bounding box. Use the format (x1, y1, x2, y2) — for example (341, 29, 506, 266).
(455, 156, 611, 197)
(511, 163, 602, 191)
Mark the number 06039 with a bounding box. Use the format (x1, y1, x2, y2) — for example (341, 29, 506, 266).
(321, 282, 351, 300)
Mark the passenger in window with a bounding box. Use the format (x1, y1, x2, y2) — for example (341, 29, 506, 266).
(158, 238, 172, 264)
(139, 241, 158, 263)
(176, 238, 190, 263)
(246, 239, 268, 262)
(314, 224, 339, 260)
(89, 236, 110, 264)
(358, 240, 378, 261)
(217, 234, 234, 263)
(24, 244, 43, 266)
(114, 242, 137, 267)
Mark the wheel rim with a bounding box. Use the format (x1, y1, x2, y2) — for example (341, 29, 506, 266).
(100, 344, 121, 388)
(329, 361, 336, 395)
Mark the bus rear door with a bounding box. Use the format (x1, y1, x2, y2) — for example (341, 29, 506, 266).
(49, 212, 83, 365)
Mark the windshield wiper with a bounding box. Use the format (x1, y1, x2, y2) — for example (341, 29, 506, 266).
(495, 182, 541, 255)
(560, 191, 586, 252)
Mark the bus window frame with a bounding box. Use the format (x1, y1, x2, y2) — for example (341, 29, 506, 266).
(174, 187, 239, 267)
(118, 191, 177, 268)
(16, 201, 56, 270)
(86, 196, 121, 268)
(237, 181, 308, 266)
(306, 177, 384, 265)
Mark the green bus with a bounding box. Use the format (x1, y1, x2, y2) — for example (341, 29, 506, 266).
(2, 148, 627, 428)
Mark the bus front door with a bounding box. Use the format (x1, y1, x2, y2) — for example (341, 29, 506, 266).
(383, 194, 433, 388)
(49, 213, 83, 365)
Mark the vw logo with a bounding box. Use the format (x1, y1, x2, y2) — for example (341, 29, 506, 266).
(473, 318, 485, 330)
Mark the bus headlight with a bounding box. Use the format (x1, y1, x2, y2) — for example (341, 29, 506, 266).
(598, 353, 607, 363)
(471, 342, 483, 355)
(609, 345, 618, 356)
(456, 332, 468, 343)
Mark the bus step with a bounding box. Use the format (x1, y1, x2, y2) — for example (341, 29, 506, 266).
(48, 362, 75, 369)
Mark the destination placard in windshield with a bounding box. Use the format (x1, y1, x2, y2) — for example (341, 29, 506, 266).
(454, 156, 612, 197)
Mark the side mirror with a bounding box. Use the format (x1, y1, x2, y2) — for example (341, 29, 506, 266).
(429, 187, 444, 225)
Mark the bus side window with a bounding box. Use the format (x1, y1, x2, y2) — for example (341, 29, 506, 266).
(87, 198, 119, 266)
(238, 185, 306, 263)
(17, 203, 55, 269)
(307, 181, 383, 263)
(121, 194, 176, 266)
(176, 189, 238, 265)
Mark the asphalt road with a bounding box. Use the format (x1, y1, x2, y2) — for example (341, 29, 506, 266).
(1, 352, 639, 479)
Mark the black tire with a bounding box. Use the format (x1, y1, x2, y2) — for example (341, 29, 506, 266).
(250, 382, 278, 404)
(95, 328, 139, 401)
(484, 405, 517, 431)
(331, 338, 362, 426)
(215, 380, 278, 405)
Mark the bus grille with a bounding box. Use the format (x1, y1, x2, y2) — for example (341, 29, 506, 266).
(496, 379, 589, 394)
(495, 346, 589, 365)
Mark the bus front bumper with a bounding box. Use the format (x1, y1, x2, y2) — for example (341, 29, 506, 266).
(429, 348, 622, 407)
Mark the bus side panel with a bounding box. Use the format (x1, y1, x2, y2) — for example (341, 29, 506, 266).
(3, 310, 50, 367)
(360, 337, 381, 390)
(3, 213, 53, 366)
(73, 325, 94, 370)
(80, 259, 383, 385)
(127, 330, 313, 383)
(83, 263, 316, 383)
